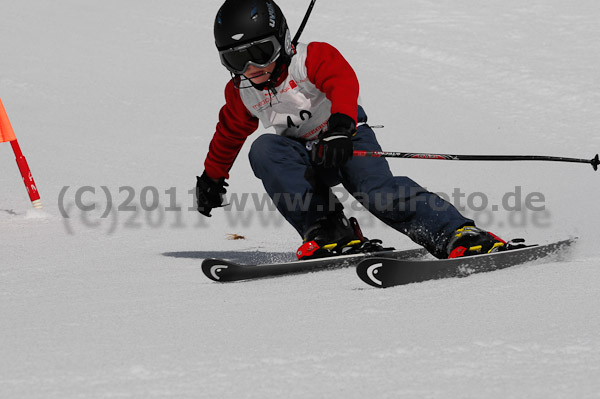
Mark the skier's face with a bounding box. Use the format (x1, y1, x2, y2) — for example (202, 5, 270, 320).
(243, 62, 277, 85)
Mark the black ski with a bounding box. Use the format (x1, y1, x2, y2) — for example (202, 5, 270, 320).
(356, 238, 577, 288)
(202, 247, 429, 283)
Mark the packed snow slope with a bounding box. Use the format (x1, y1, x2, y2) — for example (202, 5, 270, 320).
(1, 1, 599, 398)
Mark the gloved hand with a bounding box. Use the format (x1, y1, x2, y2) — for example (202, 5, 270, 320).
(196, 171, 228, 217)
(311, 113, 356, 168)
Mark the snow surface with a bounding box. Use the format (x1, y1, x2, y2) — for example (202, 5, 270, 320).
(2, 1, 600, 398)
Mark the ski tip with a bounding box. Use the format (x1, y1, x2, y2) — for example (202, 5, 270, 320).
(356, 258, 388, 288)
(201, 259, 237, 282)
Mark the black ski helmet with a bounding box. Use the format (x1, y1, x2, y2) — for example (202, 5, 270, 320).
(214, 0, 294, 78)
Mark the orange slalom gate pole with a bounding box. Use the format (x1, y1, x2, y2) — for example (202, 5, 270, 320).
(0, 98, 42, 209)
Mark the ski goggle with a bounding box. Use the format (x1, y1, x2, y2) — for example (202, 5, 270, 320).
(219, 36, 282, 75)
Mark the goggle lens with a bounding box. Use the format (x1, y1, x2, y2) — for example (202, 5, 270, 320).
(220, 37, 281, 74)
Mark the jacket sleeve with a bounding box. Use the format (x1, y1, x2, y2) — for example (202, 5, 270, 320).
(204, 80, 259, 180)
(305, 42, 360, 124)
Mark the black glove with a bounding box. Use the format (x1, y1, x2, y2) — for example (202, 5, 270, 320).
(196, 171, 228, 217)
(311, 113, 356, 168)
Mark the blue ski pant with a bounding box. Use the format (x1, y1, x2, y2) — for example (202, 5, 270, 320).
(248, 107, 473, 258)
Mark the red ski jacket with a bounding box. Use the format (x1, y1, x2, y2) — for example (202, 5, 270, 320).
(204, 41, 360, 180)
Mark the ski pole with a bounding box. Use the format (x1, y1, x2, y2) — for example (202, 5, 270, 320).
(292, 0, 317, 47)
(353, 151, 600, 172)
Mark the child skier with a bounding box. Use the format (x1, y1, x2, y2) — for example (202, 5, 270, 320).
(196, 0, 506, 260)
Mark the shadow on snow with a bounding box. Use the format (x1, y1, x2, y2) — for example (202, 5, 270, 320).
(162, 250, 297, 264)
